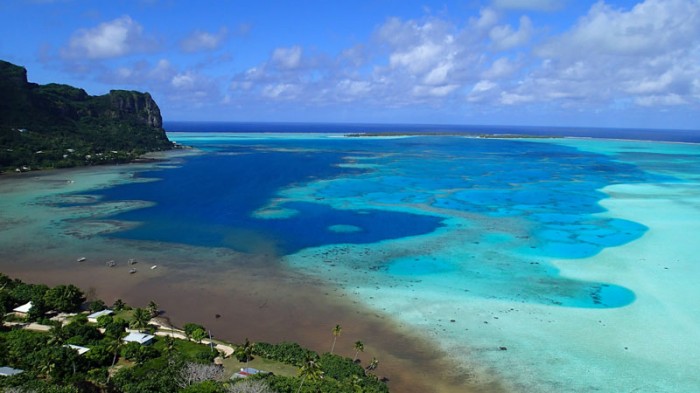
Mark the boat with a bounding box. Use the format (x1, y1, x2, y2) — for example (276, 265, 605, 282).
(129, 268, 137, 274)
(150, 265, 158, 270)
(106, 260, 116, 267)
(127, 258, 137, 265)
(77, 257, 86, 262)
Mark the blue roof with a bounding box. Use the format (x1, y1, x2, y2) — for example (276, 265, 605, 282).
(0, 366, 24, 376)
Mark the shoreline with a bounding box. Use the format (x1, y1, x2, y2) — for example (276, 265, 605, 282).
(0, 160, 494, 393)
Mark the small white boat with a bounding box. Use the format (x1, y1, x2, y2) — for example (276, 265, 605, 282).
(106, 260, 116, 267)
(150, 265, 158, 270)
(127, 258, 137, 265)
(77, 257, 86, 262)
(129, 268, 137, 274)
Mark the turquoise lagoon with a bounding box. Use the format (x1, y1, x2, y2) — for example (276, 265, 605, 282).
(56, 130, 700, 391)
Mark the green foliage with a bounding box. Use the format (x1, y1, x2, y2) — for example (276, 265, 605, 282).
(130, 307, 151, 330)
(183, 322, 206, 340)
(252, 341, 318, 366)
(89, 299, 106, 312)
(179, 380, 225, 393)
(191, 327, 207, 343)
(318, 352, 365, 382)
(121, 341, 160, 364)
(0, 275, 390, 393)
(0, 59, 173, 173)
(152, 336, 216, 363)
(112, 298, 127, 311)
(43, 284, 85, 312)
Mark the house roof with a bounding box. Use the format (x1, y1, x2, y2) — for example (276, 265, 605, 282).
(0, 366, 24, 376)
(87, 309, 113, 320)
(13, 301, 32, 313)
(123, 332, 155, 345)
(66, 344, 90, 355)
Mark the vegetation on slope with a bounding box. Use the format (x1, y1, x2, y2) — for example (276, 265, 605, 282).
(0, 60, 174, 173)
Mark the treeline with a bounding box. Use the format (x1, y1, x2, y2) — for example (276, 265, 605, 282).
(0, 274, 390, 393)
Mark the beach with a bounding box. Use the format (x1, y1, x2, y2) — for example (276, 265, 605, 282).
(2, 136, 700, 392)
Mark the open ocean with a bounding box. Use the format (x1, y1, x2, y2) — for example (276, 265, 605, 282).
(2, 122, 700, 392)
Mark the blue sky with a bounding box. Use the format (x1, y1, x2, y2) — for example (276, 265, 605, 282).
(1, 0, 698, 130)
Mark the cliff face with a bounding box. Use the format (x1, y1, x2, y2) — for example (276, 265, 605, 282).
(108, 90, 163, 128)
(0, 60, 173, 171)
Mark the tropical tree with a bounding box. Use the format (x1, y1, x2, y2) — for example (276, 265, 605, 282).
(89, 299, 107, 312)
(330, 324, 342, 354)
(112, 298, 126, 311)
(44, 284, 85, 312)
(47, 324, 68, 346)
(234, 338, 255, 365)
(130, 307, 150, 331)
(147, 300, 159, 318)
(296, 355, 323, 393)
(353, 340, 364, 362)
(106, 333, 125, 383)
(184, 322, 207, 341)
(365, 357, 379, 375)
(191, 327, 207, 344)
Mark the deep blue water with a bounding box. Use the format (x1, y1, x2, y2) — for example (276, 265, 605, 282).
(70, 125, 689, 308)
(96, 143, 444, 254)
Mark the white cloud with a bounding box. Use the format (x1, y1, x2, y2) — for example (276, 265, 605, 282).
(180, 27, 228, 52)
(61, 16, 155, 59)
(635, 94, 687, 107)
(272, 46, 302, 69)
(224, 0, 699, 117)
(496, 0, 700, 108)
(261, 83, 300, 99)
(337, 80, 371, 97)
(482, 57, 518, 79)
(489, 15, 533, 50)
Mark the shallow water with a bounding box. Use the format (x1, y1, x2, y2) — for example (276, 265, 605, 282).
(2, 133, 700, 392)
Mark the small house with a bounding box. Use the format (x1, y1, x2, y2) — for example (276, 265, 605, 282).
(0, 366, 24, 377)
(12, 301, 32, 317)
(87, 309, 113, 323)
(232, 367, 267, 379)
(65, 344, 90, 356)
(123, 332, 155, 345)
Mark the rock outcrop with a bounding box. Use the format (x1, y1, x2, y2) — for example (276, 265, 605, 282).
(0, 60, 173, 171)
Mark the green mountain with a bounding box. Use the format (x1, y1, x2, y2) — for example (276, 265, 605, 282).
(0, 60, 174, 172)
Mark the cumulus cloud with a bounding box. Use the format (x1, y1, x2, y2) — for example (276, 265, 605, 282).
(180, 27, 228, 52)
(272, 46, 303, 69)
(225, 0, 699, 115)
(489, 16, 533, 50)
(61, 16, 156, 59)
(516, 0, 700, 107)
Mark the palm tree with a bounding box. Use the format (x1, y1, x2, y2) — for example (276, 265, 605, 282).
(47, 324, 68, 346)
(330, 324, 342, 354)
(147, 300, 159, 318)
(112, 298, 126, 311)
(106, 332, 125, 383)
(296, 355, 323, 393)
(353, 340, 364, 362)
(365, 357, 379, 375)
(242, 338, 254, 366)
(130, 307, 150, 331)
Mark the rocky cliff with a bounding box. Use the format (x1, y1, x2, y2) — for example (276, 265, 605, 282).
(0, 60, 173, 172)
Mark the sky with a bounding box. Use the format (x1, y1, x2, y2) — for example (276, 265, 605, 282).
(0, 0, 698, 130)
